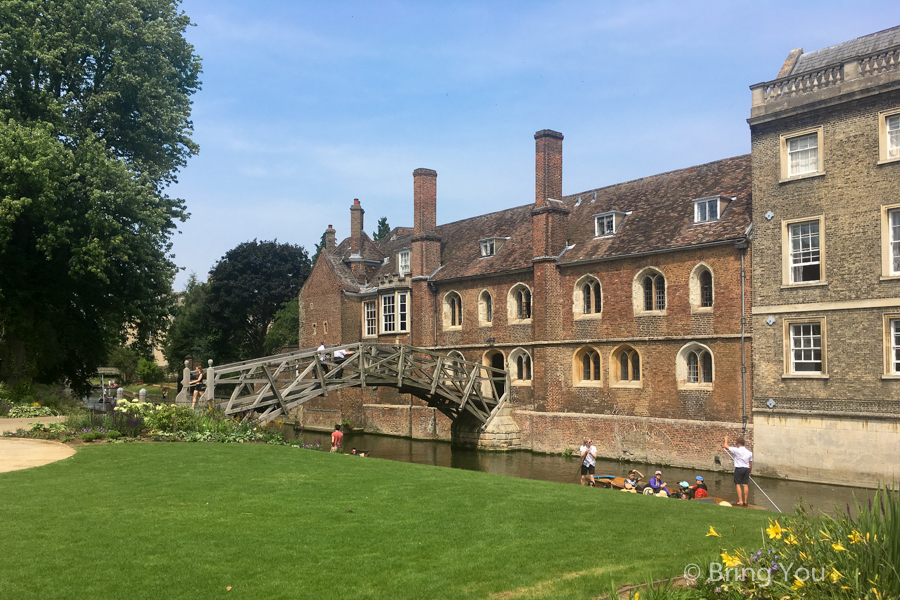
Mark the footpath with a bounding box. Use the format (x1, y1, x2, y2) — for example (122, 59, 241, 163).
(0, 417, 76, 473)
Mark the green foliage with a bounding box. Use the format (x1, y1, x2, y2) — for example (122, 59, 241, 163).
(264, 297, 299, 355)
(373, 216, 391, 241)
(107, 346, 139, 385)
(7, 405, 54, 418)
(80, 431, 103, 442)
(143, 403, 197, 433)
(311, 230, 329, 265)
(0, 0, 201, 395)
(204, 240, 311, 362)
(107, 430, 121, 440)
(561, 447, 574, 458)
(136, 357, 164, 384)
(163, 274, 213, 371)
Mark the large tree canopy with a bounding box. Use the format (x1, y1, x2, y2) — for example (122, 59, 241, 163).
(204, 240, 311, 364)
(0, 0, 201, 395)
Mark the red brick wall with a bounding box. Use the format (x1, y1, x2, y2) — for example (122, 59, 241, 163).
(298, 257, 344, 348)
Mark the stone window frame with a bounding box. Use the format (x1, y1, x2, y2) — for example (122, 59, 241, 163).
(880, 203, 900, 280)
(676, 342, 714, 390)
(507, 283, 533, 324)
(781, 215, 827, 288)
(877, 108, 900, 165)
(572, 274, 602, 320)
(362, 299, 378, 338)
(633, 267, 667, 315)
(443, 350, 466, 388)
(398, 249, 411, 275)
(780, 126, 825, 182)
(782, 316, 828, 379)
(508, 347, 533, 386)
(610, 344, 642, 388)
(572, 346, 602, 387)
(478, 289, 493, 326)
(689, 263, 715, 313)
(881, 313, 900, 379)
(442, 290, 463, 331)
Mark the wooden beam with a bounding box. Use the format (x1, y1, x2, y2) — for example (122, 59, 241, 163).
(262, 365, 291, 420)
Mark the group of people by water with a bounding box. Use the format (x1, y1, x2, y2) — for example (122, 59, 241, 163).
(578, 435, 754, 506)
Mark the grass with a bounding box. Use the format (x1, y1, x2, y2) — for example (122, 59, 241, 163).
(0, 443, 771, 600)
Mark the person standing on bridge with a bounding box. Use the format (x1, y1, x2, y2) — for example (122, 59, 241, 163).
(333, 346, 348, 378)
(189, 364, 205, 410)
(331, 424, 343, 453)
(317, 342, 330, 374)
(579, 437, 597, 486)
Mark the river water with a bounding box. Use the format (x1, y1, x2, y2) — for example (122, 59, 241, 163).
(286, 429, 878, 516)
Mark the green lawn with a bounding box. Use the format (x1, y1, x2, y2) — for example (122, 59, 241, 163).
(1, 444, 770, 599)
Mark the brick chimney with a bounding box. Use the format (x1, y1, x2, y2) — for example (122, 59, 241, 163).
(534, 129, 563, 206)
(350, 199, 364, 255)
(324, 224, 336, 251)
(413, 168, 437, 235)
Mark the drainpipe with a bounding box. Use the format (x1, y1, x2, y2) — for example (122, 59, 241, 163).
(428, 281, 438, 346)
(735, 237, 750, 435)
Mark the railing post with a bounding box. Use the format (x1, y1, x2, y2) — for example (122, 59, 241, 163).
(206, 359, 215, 407)
(116, 387, 124, 402)
(139, 388, 147, 403)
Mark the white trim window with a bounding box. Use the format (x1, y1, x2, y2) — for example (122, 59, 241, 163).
(694, 197, 719, 223)
(891, 209, 900, 275)
(381, 294, 395, 333)
(788, 133, 818, 176)
(889, 114, 900, 160)
(594, 214, 615, 237)
(398, 250, 410, 275)
(398, 292, 408, 331)
(364, 300, 377, 337)
(789, 220, 821, 283)
(790, 323, 822, 373)
(480, 239, 495, 257)
(891, 319, 900, 374)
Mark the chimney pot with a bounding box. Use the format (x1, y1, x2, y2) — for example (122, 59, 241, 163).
(350, 200, 364, 255)
(413, 168, 437, 236)
(535, 129, 563, 206)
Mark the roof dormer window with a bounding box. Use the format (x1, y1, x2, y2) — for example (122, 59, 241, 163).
(398, 249, 410, 275)
(693, 196, 730, 224)
(479, 237, 507, 258)
(594, 212, 624, 238)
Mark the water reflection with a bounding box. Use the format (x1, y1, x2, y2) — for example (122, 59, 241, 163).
(288, 429, 877, 515)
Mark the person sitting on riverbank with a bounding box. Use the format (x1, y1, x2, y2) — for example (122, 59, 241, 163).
(691, 476, 709, 499)
(623, 469, 644, 490)
(645, 471, 671, 496)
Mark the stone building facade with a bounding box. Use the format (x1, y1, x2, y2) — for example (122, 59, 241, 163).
(298, 130, 753, 471)
(749, 26, 900, 486)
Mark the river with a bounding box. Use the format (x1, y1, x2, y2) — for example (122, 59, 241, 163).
(286, 428, 879, 516)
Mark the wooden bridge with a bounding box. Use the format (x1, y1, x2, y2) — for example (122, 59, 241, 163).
(198, 343, 510, 428)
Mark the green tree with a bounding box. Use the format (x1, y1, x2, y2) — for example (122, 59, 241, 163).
(162, 274, 212, 371)
(0, 0, 201, 395)
(264, 297, 299, 355)
(311, 230, 328, 265)
(205, 240, 311, 363)
(108, 346, 139, 386)
(373, 216, 391, 241)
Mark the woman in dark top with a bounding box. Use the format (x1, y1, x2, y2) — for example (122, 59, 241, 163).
(190, 365, 205, 409)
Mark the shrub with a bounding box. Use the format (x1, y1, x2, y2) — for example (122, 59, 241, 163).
(80, 431, 103, 442)
(145, 404, 198, 433)
(106, 430, 122, 440)
(8, 406, 55, 418)
(136, 358, 164, 384)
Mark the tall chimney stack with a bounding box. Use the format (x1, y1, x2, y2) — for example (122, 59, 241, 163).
(534, 129, 563, 206)
(413, 168, 437, 235)
(324, 224, 336, 252)
(350, 199, 364, 255)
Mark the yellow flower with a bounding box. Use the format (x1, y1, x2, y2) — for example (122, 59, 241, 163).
(706, 526, 721, 537)
(798, 551, 809, 560)
(819, 529, 832, 541)
(832, 542, 847, 552)
(766, 520, 784, 540)
(791, 579, 806, 590)
(829, 567, 843, 583)
(784, 533, 799, 546)
(720, 552, 742, 568)
(848, 530, 864, 545)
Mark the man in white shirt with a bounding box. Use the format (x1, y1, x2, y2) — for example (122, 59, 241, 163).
(723, 436, 753, 507)
(579, 437, 597, 486)
(333, 346, 348, 377)
(317, 342, 329, 374)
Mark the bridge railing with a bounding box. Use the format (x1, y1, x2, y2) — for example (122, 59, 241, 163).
(201, 343, 509, 426)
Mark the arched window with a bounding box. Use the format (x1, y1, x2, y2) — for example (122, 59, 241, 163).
(678, 343, 714, 386)
(636, 269, 666, 312)
(443, 292, 463, 328)
(508, 348, 532, 383)
(445, 350, 466, 388)
(508, 284, 532, 321)
(479, 290, 493, 326)
(573, 276, 602, 318)
(700, 270, 713, 308)
(613, 346, 641, 383)
(574, 347, 602, 384)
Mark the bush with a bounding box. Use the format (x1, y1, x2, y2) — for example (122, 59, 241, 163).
(145, 404, 198, 433)
(136, 358, 164, 384)
(80, 431, 103, 442)
(8, 406, 55, 418)
(107, 430, 122, 440)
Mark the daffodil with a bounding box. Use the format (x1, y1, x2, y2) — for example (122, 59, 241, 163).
(829, 567, 843, 583)
(706, 526, 721, 537)
(832, 542, 847, 552)
(766, 520, 784, 540)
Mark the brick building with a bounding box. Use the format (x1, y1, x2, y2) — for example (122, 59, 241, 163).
(298, 130, 754, 471)
(749, 27, 900, 485)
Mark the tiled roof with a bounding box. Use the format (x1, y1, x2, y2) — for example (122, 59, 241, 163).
(560, 155, 751, 264)
(431, 205, 535, 281)
(369, 227, 415, 281)
(791, 25, 900, 75)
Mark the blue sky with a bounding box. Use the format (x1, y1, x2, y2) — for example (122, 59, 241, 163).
(169, 1, 900, 289)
